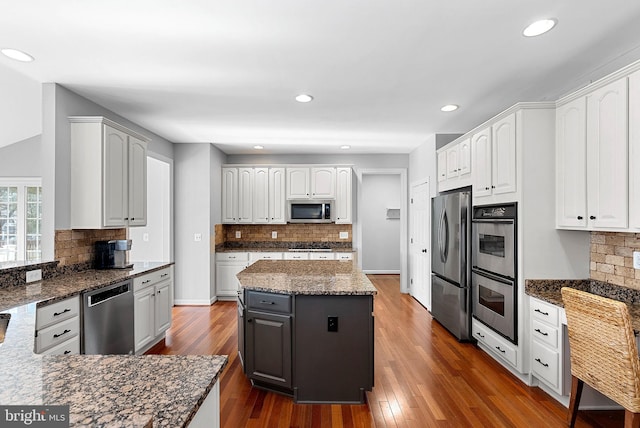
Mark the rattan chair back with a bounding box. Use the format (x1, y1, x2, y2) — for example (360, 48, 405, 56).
(561, 287, 640, 412)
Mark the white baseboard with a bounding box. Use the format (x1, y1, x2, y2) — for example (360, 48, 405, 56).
(363, 270, 400, 274)
(174, 299, 212, 306)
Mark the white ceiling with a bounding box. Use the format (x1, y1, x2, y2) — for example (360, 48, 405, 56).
(3, 1, 640, 155)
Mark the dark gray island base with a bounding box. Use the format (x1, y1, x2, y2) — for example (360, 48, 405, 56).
(236, 260, 377, 404)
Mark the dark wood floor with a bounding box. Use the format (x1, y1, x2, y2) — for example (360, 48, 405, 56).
(150, 275, 624, 427)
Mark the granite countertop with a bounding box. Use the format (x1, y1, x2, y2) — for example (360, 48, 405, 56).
(237, 260, 377, 296)
(525, 279, 640, 333)
(0, 262, 229, 427)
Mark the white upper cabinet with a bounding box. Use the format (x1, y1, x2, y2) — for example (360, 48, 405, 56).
(472, 126, 492, 198)
(586, 78, 629, 229)
(436, 138, 472, 192)
(268, 168, 286, 224)
(556, 76, 629, 230)
(237, 168, 254, 223)
(253, 168, 269, 223)
(491, 114, 517, 195)
(286, 168, 310, 199)
(556, 98, 588, 228)
(310, 167, 336, 199)
(335, 167, 352, 224)
(70, 117, 149, 229)
(222, 168, 238, 223)
(630, 70, 640, 230)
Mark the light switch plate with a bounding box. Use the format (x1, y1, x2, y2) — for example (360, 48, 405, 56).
(634, 251, 640, 269)
(339, 231, 349, 239)
(26, 269, 42, 283)
(235, 231, 241, 238)
(272, 231, 277, 239)
(142, 233, 149, 242)
(194, 233, 202, 242)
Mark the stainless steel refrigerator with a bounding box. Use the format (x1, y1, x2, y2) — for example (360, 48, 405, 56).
(431, 189, 471, 341)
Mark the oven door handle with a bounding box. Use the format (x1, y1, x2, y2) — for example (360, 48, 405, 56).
(472, 219, 515, 224)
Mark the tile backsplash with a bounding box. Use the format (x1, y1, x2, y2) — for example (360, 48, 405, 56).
(219, 224, 352, 245)
(590, 231, 640, 289)
(55, 229, 127, 266)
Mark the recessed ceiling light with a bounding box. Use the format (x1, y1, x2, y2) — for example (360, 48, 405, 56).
(440, 104, 459, 112)
(1, 48, 34, 62)
(253, 145, 264, 150)
(340, 145, 351, 150)
(295, 94, 313, 103)
(523, 18, 557, 37)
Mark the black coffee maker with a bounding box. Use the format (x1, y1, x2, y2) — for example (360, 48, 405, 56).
(94, 240, 132, 269)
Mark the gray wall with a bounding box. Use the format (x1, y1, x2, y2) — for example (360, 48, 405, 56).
(226, 153, 409, 169)
(361, 174, 401, 272)
(0, 135, 42, 177)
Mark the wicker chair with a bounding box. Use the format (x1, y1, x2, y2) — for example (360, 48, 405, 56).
(561, 287, 640, 428)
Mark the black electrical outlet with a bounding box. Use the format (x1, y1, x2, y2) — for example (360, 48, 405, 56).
(327, 316, 338, 332)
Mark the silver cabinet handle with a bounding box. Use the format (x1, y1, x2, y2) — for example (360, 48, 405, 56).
(53, 329, 71, 339)
(534, 328, 548, 336)
(53, 309, 71, 317)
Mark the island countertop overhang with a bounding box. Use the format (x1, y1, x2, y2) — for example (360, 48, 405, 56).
(236, 260, 377, 296)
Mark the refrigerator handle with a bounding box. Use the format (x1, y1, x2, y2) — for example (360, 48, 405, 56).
(439, 208, 449, 263)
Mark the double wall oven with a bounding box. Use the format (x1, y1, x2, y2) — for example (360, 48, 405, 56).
(471, 204, 517, 344)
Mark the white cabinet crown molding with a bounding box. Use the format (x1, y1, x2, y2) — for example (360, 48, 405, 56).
(68, 116, 150, 143)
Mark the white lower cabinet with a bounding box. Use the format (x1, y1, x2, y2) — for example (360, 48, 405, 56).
(309, 252, 335, 260)
(35, 296, 80, 354)
(529, 297, 568, 396)
(336, 252, 354, 261)
(283, 252, 310, 260)
(134, 267, 173, 354)
(472, 318, 517, 368)
(216, 253, 249, 298)
(249, 252, 284, 264)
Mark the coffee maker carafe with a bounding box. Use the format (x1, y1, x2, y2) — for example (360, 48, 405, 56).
(95, 240, 132, 269)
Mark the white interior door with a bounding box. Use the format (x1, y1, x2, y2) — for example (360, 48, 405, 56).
(410, 181, 430, 310)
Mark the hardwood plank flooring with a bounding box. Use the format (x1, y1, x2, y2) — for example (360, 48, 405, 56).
(150, 275, 624, 427)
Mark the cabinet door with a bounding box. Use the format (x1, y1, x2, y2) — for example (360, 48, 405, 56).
(154, 281, 172, 336)
(437, 150, 447, 182)
(446, 145, 459, 179)
(222, 168, 238, 223)
(556, 98, 588, 228)
(586, 78, 628, 229)
(286, 168, 310, 199)
(216, 263, 245, 297)
(492, 113, 517, 195)
(630, 70, 640, 230)
(311, 167, 336, 199)
(238, 168, 254, 223)
(245, 310, 292, 389)
(103, 125, 128, 227)
(253, 168, 269, 223)
(134, 287, 155, 352)
(458, 138, 471, 177)
(335, 167, 352, 223)
(269, 168, 286, 223)
(128, 136, 147, 227)
(472, 127, 492, 198)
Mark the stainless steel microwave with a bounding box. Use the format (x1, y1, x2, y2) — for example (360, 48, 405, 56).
(287, 200, 334, 223)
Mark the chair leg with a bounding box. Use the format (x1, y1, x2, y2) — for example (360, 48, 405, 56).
(624, 410, 640, 428)
(567, 376, 584, 427)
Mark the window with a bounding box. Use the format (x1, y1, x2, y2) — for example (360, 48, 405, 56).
(0, 179, 42, 262)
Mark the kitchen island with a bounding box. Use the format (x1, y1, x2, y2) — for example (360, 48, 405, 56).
(0, 262, 228, 427)
(237, 259, 376, 403)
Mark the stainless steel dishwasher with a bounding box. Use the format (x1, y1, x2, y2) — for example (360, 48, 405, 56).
(82, 280, 134, 355)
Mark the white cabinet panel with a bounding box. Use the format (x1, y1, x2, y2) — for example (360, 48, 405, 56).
(238, 168, 254, 223)
(134, 286, 155, 351)
(556, 98, 588, 228)
(283, 252, 310, 260)
(335, 167, 352, 224)
(155, 281, 172, 336)
(103, 125, 129, 227)
(309, 253, 335, 260)
(269, 168, 286, 223)
(222, 168, 238, 223)
(472, 127, 492, 198)
(286, 168, 310, 199)
(492, 114, 517, 195)
(446, 145, 459, 179)
(311, 167, 336, 199)
(134, 267, 173, 353)
(216, 253, 249, 298)
(630, 70, 640, 230)
(128, 136, 147, 227)
(253, 168, 269, 223)
(458, 138, 471, 176)
(586, 78, 629, 229)
(437, 150, 447, 183)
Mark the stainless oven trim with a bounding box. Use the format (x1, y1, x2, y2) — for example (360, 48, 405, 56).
(472, 269, 517, 343)
(472, 220, 515, 279)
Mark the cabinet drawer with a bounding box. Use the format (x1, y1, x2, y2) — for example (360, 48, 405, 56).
(216, 252, 249, 262)
(250, 252, 284, 262)
(531, 341, 560, 389)
(40, 335, 80, 356)
(36, 296, 80, 330)
(36, 316, 80, 352)
(283, 252, 309, 260)
(531, 319, 559, 348)
(309, 253, 335, 260)
(531, 298, 559, 326)
(133, 267, 172, 291)
(247, 291, 292, 314)
(336, 253, 353, 261)
(473, 320, 517, 367)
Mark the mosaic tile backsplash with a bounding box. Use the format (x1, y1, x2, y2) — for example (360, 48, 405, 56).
(220, 223, 352, 244)
(590, 232, 640, 290)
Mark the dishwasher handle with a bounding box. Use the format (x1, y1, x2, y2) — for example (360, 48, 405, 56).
(86, 281, 131, 308)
